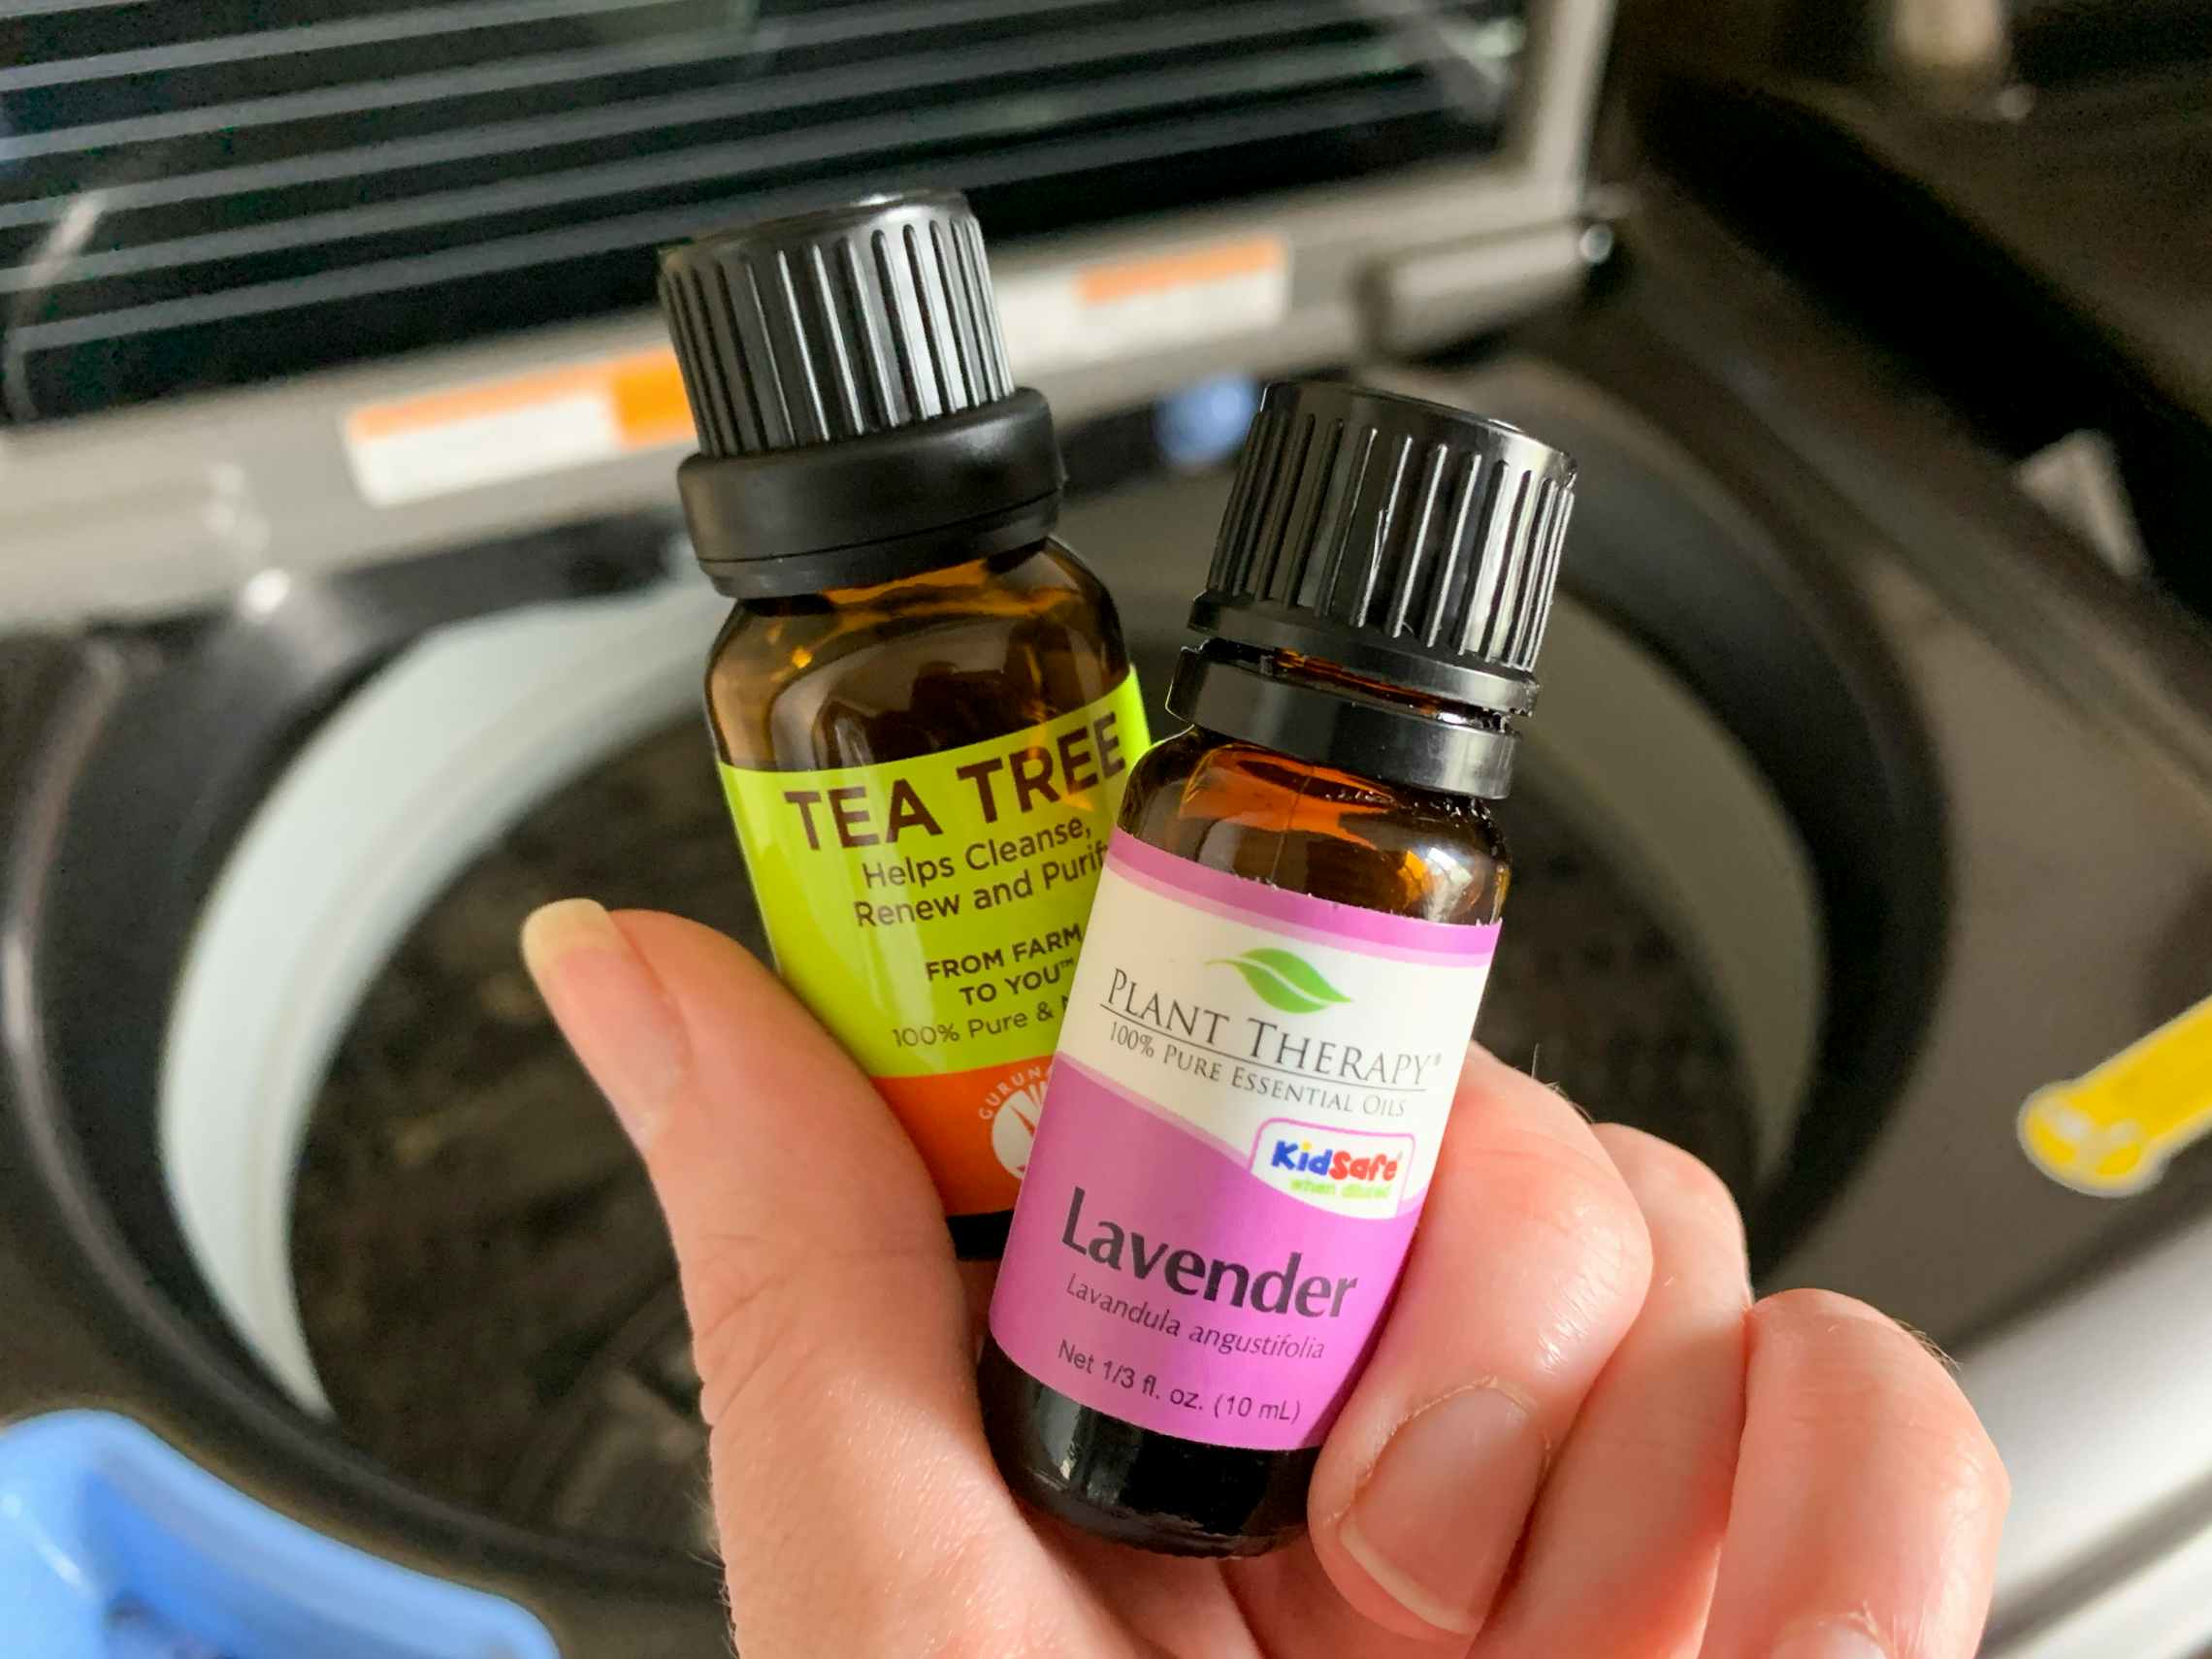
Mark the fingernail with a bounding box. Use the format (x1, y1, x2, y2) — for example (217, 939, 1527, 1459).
(1771, 1621, 1891, 1659)
(1338, 1383, 1546, 1637)
(520, 899, 686, 1148)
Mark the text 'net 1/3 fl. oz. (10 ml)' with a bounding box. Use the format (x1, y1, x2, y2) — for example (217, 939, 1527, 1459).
(981, 379, 1578, 1553)
(657, 192, 1147, 1259)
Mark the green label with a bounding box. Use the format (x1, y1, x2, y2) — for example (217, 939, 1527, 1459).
(720, 674, 1149, 1215)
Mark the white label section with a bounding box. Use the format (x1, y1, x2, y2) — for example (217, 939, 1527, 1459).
(1056, 859, 1493, 1214)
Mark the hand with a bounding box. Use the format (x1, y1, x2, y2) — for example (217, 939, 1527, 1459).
(522, 900, 2007, 1659)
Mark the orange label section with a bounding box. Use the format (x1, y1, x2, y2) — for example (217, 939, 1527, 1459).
(875, 1059, 1049, 1218)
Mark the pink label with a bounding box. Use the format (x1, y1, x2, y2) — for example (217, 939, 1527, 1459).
(988, 832, 1498, 1449)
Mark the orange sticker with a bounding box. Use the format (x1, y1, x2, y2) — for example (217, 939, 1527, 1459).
(606, 351, 694, 447)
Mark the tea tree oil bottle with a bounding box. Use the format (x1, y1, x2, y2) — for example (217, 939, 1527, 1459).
(980, 380, 1577, 1551)
(658, 193, 1147, 1258)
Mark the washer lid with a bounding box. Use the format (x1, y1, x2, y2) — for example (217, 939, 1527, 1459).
(0, 0, 1616, 624)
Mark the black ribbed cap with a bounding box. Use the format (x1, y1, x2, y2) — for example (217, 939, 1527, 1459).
(656, 192, 1063, 599)
(658, 190, 1016, 457)
(1191, 381, 1577, 713)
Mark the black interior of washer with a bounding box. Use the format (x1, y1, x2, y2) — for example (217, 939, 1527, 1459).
(5, 346, 1949, 1578)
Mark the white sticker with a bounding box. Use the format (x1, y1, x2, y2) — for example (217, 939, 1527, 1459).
(342, 351, 691, 508)
(997, 236, 1290, 376)
(1051, 837, 1496, 1209)
(342, 236, 1290, 507)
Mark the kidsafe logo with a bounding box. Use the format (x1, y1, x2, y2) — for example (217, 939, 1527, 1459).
(1210, 948, 1352, 1015)
(1271, 1139, 1401, 1186)
(1251, 1118, 1415, 1219)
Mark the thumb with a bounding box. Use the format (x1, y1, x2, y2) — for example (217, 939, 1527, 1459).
(520, 900, 1027, 1653)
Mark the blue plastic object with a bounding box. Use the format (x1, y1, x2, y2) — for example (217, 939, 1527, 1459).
(1154, 376, 1260, 472)
(0, 1411, 560, 1659)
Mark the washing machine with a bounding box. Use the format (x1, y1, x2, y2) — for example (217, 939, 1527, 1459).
(6, 2, 2212, 1653)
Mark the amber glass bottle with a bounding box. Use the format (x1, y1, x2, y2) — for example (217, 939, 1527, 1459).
(981, 380, 1577, 1552)
(660, 194, 1144, 1258)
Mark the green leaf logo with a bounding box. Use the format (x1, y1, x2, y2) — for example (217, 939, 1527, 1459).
(1210, 948, 1353, 1015)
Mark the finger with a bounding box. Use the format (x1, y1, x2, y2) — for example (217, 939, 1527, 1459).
(1479, 1126, 1750, 1659)
(1696, 1290, 2008, 1659)
(520, 901, 1035, 1654)
(1307, 1046, 1656, 1642)
(1228, 1540, 1485, 1659)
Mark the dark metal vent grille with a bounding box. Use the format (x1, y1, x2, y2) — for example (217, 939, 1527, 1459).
(0, 0, 1525, 420)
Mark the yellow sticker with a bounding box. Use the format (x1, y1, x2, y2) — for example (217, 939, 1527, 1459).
(2019, 992, 2212, 1195)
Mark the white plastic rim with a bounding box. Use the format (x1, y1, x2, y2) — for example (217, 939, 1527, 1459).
(160, 575, 723, 1411)
(1519, 602, 1827, 1162)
